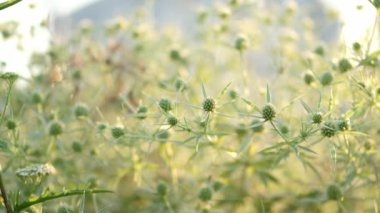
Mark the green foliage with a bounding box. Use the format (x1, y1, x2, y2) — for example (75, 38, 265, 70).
(1, 1, 380, 212)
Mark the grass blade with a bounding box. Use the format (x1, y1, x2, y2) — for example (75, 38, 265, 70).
(266, 84, 271, 103)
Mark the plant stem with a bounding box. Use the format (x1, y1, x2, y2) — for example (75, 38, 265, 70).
(14, 189, 112, 212)
(0, 173, 13, 213)
(269, 120, 288, 142)
(366, 9, 379, 56)
(0, 0, 22, 11)
(0, 82, 14, 127)
(239, 51, 250, 96)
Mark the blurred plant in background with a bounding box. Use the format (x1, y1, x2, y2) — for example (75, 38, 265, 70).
(1, 0, 380, 212)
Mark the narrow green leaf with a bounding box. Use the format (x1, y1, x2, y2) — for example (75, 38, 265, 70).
(300, 100, 313, 114)
(257, 170, 279, 186)
(217, 82, 232, 99)
(328, 89, 334, 112)
(298, 145, 317, 155)
(201, 82, 207, 98)
(247, 121, 265, 129)
(259, 143, 287, 154)
(317, 92, 322, 110)
(238, 137, 253, 153)
(299, 158, 322, 179)
(266, 84, 271, 103)
(241, 98, 261, 112)
(341, 131, 367, 136)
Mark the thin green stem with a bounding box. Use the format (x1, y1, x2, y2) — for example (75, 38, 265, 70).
(239, 51, 250, 96)
(269, 120, 288, 142)
(0, 82, 14, 127)
(163, 196, 174, 213)
(0, 173, 13, 213)
(14, 189, 112, 212)
(366, 9, 379, 56)
(0, 0, 22, 11)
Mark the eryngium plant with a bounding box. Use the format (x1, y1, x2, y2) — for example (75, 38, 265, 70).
(1, 1, 380, 212)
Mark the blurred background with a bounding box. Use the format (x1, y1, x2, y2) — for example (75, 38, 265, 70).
(0, 0, 377, 77)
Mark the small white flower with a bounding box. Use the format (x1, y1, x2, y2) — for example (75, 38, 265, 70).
(16, 164, 56, 178)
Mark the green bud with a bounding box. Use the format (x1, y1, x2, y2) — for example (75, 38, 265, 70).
(72, 141, 82, 153)
(6, 120, 16, 130)
(353, 42, 361, 52)
(262, 104, 276, 121)
(312, 112, 323, 124)
(234, 34, 249, 51)
(157, 182, 167, 196)
(175, 78, 186, 91)
(320, 121, 336, 138)
(202, 98, 216, 112)
(74, 103, 89, 118)
(111, 127, 124, 139)
(136, 105, 148, 119)
(32, 92, 42, 104)
(327, 184, 343, 200)
(229, 90, 238, 100)
(303, 70, 315, 85)
(197, 9, 208, 23)
(97, 123, 107, 131)
(159, 98, 172, 112)
(336, 119, 350, 131)
(198, 187, 212, 202)
(217, 7, 231, 19)
(48, 121, 64, 136)
(320, 71, 333, 86)
(338, 58, 353, 73)
(156, 130, 170, 140)
(72, 69, 81, 80)
(314, 46, 324, 56)
(280, 124, 289, 135)
(167, 116, 178, 127)
(169, 49, 183, 62)
(212, 181, 223, 192)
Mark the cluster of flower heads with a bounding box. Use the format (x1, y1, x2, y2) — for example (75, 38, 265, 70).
(16, 164, 55, 184)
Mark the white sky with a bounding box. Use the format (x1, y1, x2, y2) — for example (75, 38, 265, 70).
(0, 0, 98, 76)
(0, 0, 378, 77)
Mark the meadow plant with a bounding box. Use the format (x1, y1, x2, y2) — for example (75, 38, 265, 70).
(1, 0, 380, 212)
